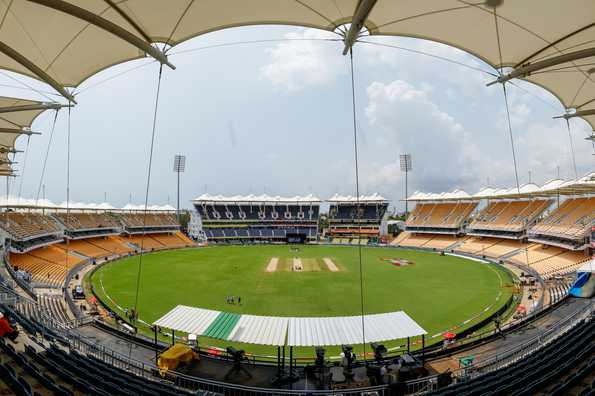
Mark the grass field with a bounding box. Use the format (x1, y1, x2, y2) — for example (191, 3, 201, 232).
(89, 245, 515, 357)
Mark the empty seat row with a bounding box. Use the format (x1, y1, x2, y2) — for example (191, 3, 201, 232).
(429, 317, 595, 396)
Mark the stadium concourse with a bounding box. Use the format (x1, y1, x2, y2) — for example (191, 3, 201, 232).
(0, 1, 594, 396)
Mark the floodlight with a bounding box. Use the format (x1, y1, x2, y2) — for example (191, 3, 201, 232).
(173, 154, 186, 172)
(399, 153, 412, 172)
(400, 153, 412, 216)
(173, 154, 186, 220)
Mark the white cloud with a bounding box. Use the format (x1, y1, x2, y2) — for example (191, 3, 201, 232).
(515, 121, 593, 181)
(360, 78, 593, 206)
(359, 37, 495, 99)
(259, 29, 343, 91)
(362, 79, 509, 195)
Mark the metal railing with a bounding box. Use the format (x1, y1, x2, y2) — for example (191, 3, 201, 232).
(3, 288, 591, 396)
(1, 245, 592, 395)
(404, 301, 594, 394)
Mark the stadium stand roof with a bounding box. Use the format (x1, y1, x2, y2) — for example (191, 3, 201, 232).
(121, 203, 176, 211)
(0, 196, 175, 211)
(57, 201, 115, 210)
(327, 193, 387, 203)
(406, 189, 472, 201)
(0, 196, 57, 208)
(193, 193, 321, 203)
(154, 305, 426, 347)
(408, 172, 595, 201)
(2, 1, 595, 132)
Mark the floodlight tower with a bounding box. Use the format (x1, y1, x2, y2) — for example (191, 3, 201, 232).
(173, 154, 186, 221)
(400, 154, 412, 217)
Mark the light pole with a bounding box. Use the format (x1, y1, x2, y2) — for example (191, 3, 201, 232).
(173, 154, 186, 221)
(400, 154, 412, 217)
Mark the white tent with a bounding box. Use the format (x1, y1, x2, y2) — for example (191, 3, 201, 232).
(287, 311, 426, 347)
(154, 305, 426, 347)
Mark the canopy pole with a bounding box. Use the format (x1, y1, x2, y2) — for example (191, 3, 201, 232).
(132, 63, 164, 331)
(289, 346, 294, 388)
(489, 47, 595, 86)
(554, 109, 595, 120)
(35, 110, 59, 205)
(0, 128, 41, 135)
(407, 337, 410, 353)
(154, 326, 158, 365)
(277, 346, 281, 377)
(564, 118, 578, 178)
(0, 102, 71, 114)
(348, 46, 367, 364)
(342, 0, 377, 55)
(17, 135, 32, 200)
(172, 329, 175, 346)
(64, 102, 72, 280)
(422, 335, 425, 365)
(501, 83, 521, 192)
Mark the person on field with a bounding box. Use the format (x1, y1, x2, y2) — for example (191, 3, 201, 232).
(238, 296, 241, 305)
(0, 312, 18, 342)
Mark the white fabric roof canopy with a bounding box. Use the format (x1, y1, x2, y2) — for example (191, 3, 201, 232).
(408, 172, 595, 201)
(288, 312, 426, 347)
(154, 306, 220, 336)
(0, 96, 60, 176)
(2, 1, 595, 132)
(0, 196, 176, 211)
(228, 315, 289, 346)
(154, 305, 426, 347)
(193, 193, 321, 204)
(328, 193, 387, 203)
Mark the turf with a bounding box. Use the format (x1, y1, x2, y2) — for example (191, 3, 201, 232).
(90, 245, 514, 357)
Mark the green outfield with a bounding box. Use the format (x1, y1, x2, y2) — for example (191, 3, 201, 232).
(89, 245, 515, 356)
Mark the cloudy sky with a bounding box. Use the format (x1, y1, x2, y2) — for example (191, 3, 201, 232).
(2, 26, 594, 212)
